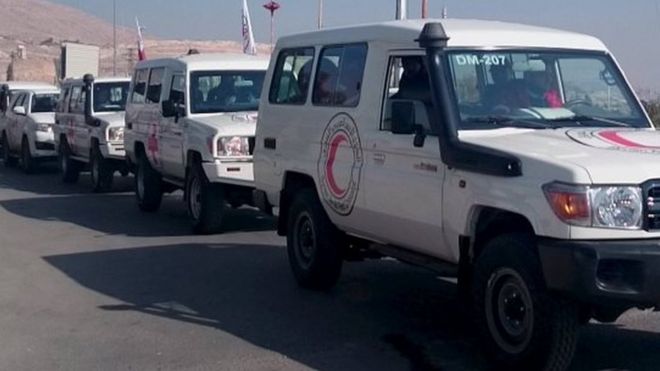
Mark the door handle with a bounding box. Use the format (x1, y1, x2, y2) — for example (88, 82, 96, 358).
(373, 152, 386, 164)
(126, 122, 133, 130)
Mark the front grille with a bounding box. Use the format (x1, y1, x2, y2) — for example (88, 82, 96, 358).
(35, 142, 55, 151)
(248, 136, 256, 155)
(645, 182, 660, 230)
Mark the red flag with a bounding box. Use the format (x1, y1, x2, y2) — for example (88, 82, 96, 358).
(136, 17, 146, 61)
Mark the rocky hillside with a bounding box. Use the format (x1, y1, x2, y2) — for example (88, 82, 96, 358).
(0, 0, 268, 82)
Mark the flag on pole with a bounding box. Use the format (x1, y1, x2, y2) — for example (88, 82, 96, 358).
(136, 17, 147, 61)
(242, 0, 257, 55)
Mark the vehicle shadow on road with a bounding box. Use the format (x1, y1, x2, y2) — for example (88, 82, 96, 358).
(0, 162, 134, 196)
(0, 194, 275, 237)
(44, 243, 488, 371)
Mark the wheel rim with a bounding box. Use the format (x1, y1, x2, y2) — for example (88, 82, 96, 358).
(189, 175, 202, 221)
(485, 268, 534, 354)
(136, 164, 145, 200)
(293, 211, 316, 269)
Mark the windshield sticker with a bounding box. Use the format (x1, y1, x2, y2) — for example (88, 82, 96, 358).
(318, 113, 363, 216)
(454, 54, 507, 66)
(567, 129, 660, 154)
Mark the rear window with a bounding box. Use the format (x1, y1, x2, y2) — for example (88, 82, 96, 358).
(268, 48, 315, 105)
(312, 44, 367, 107)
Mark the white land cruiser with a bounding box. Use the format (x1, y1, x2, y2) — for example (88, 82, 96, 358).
(0, 86, 60, 173)
(54, 75, 131, 191)
(124, 53, 268, 234)
(254, 19, 660, 370)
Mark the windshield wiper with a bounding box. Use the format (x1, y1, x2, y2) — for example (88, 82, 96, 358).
(464, 116, 553, 129)
(548, 115, 630, 127)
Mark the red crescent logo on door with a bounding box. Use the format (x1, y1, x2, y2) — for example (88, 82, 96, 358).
(318, 113, 363, 216)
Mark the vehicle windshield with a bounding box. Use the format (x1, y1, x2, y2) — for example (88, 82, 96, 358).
(93, 82, 130, 113)
(190, 70, 265, 114)
(448, 50, 648, 129)
(31, 93, 59, 113)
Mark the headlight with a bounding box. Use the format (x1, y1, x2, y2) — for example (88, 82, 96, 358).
(36, 123, 51, 132)
(108, 127, 124, 142)
(217, 136, 250, 157)
(543, 182, 642, 229)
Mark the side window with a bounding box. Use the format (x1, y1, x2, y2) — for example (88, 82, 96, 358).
(146, 67, 165, 104)
(58, 87, 71, 113)
(312, 43, 368, 107)
(169, 75, 185, 104)
(268, 47, 315, 105)
(131, 68, 149, 104)
(381, 55, 434, 135)
(69, 86, 83, 113)
(12, 94, 25, 110)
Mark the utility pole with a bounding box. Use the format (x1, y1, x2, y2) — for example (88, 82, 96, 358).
(318, 0, 324, 29)
(113, 0, 117, 76)
(422, 0, 429, 18)
(396, 0, 407, 20)
(263, 1, 281, 53)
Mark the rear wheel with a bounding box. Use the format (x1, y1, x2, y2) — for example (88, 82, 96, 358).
(90, 145, 114, 192)
(286, 188, 344, 290)
(2, 132, 17, 167)
(59, 140, 80, 183)
(20, 136, 36, 174)
(186, 164, 226, 234)
(135, 153, 162, 212)
(472, 233, 580, 371)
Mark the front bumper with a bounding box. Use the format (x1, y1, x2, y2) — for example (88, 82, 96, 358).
(202, 160, 254, 187)
(538, 238, 660, 308)
(100, 141, 126, 160)
(33, 131, 56, 158)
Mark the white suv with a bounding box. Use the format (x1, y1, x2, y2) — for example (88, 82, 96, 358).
(255, 19, 659, 370)
(54, 75, 131, 191)
(124, 53, 269, 234)
(1, 86, 60, 173)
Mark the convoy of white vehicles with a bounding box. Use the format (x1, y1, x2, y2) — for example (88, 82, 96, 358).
(1, 19, 658, 371)
(124, 53, 268, 233)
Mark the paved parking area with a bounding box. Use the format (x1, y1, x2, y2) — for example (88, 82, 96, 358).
(0, 164, 659, 370)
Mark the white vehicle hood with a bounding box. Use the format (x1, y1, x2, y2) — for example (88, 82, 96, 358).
(190, 112, 257, 137)
(460, 127, 660, 184)
(29, 112, 55, 124)
(95, 112, 125, 128)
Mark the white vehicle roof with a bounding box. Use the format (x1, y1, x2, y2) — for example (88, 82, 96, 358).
(61, 76, 131, 86)
(0, 81, 58, 92)
(276, 18, 608, 51)
(134, 53, 270, 72)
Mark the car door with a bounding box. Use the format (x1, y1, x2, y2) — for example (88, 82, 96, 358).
(361, 55, 448, 259)
(159, 72, 186, 179)
(141, 67, 168, 174)
(8, 93, 27, 150)
(67, 85, 84, 156)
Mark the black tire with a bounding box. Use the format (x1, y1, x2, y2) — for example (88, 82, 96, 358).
(186, 165, 226, 234)
(472, 233, 579, 371)
(135, 153, 162, 212)
(59, 140, 81, 184)
(90, 145, 114, 193)
(2, 132, 17, 167)
(20, 136, 36, 174)
(286, 188, 344, 290)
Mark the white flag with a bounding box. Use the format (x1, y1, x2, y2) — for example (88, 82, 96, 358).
(242, 0, 257, 55)
(136, 17, 146, 61)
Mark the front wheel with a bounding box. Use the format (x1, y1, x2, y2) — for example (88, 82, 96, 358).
(135, 154, 162, 212)
(186, 165, 226, 234)
(2, 133, 17, 167)
(90, 146, 114, 192)
(286, 188, 344, 290)
(472, 233, 579, 371)
(21, 136, 36, 174)
(59, 140, 80, 183)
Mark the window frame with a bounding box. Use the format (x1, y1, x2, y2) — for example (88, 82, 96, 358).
(268, 47, 316, 106)
(312, 42, 368, 108)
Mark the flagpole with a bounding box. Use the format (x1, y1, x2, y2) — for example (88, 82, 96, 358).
(113, 0, 117, 75)
(318, 0, 323, 29)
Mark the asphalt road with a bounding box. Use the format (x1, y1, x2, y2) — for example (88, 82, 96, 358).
(1, 162, 660, 371)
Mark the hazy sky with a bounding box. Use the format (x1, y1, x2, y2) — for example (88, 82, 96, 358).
(52, 0, 660, 94)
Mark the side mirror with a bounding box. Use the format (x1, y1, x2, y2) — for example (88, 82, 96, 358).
(162, 100, 185, 122)
(391, 101, 416, 135)
(83, 74, 95, 125)
(12, 106, 26, 116)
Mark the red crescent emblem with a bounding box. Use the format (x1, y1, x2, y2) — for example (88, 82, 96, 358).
(599, 130, 660, 149)
(325, 133, 348, 197)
